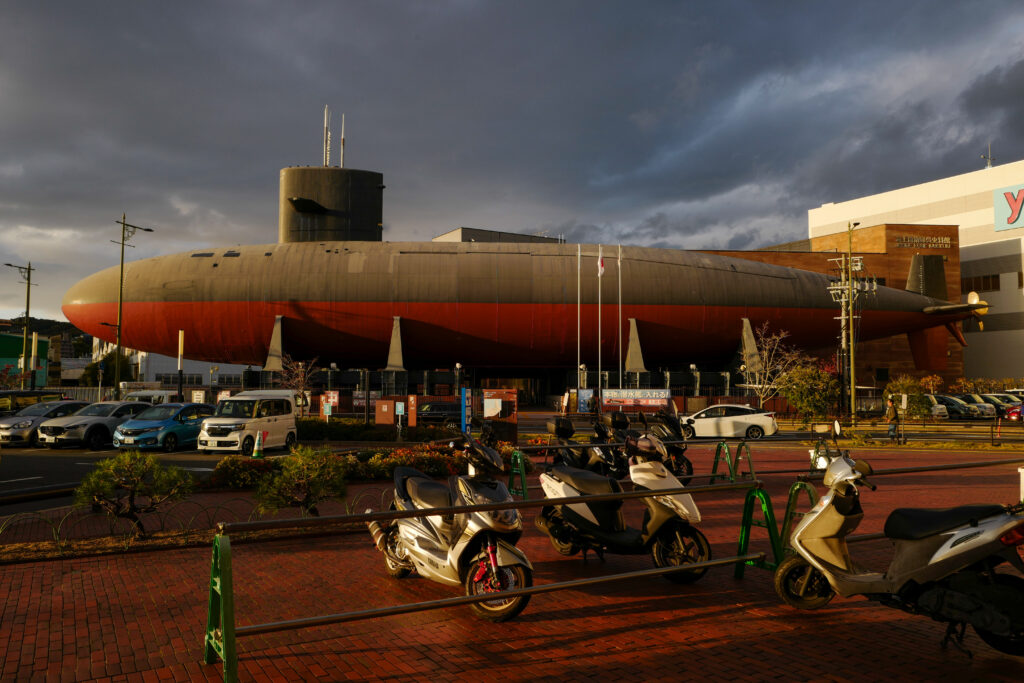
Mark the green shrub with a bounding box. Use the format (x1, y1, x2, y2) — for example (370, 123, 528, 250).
(255, 446, 348, 517)
(74, 450, 194, 537)
(296, 417, 457, 442)
(208, 455, 282, 489)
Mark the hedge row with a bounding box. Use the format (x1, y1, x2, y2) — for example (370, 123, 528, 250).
(208, 440, 530, 489)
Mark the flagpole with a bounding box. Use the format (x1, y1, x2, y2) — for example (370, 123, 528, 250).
(597, 244, 602, 398)
(617, 244, 622, 389)
(576, 243, 581, 388)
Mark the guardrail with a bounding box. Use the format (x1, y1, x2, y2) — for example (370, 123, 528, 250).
(203, 479, 768, 682)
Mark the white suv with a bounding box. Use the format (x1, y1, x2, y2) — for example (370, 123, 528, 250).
(198, 391, 298, 456)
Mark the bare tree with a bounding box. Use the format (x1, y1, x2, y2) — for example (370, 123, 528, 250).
(279, 354, 320, 417)
(743, 322, 808, 408)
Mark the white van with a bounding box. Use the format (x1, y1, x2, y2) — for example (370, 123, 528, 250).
(198, 390, 298, 456)
(124, 390, 178, 404)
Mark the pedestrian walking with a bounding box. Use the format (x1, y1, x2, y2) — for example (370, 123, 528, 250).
(885, 397, 900, 444)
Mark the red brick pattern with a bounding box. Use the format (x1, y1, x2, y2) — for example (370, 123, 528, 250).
(1, 444, 1022, 681)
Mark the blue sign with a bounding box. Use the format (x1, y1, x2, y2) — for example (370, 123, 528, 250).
(994, 183, 1024, 231)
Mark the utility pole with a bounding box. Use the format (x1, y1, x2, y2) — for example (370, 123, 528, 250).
(848, 221, 859, 421)
(4, 261, 34, 389)
(112, 214, 154, 400)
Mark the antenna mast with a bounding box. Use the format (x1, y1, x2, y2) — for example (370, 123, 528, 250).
(981, 141, 994, 168)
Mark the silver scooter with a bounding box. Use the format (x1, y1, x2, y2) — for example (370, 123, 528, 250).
(775, 428, 1024, 655)
(535, 426, 711, 583)
(368, 434, 533, 622)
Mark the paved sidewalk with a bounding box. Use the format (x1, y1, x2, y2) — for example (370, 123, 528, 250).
(1, 445, 1023, 681)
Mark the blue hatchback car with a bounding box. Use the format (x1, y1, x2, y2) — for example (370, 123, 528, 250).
(113, 402, 214, 452)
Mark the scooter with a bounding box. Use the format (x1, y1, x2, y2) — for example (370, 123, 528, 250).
(368, 433, 533, 622)
(547, 417, 626, 479)
(637, 408, 694, 485)
(775, 426, 1024, 655)
(535, 429, 711, 584)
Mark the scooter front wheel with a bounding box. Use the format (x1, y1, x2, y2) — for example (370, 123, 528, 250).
(651, 523, 711, 584)
(464, 563, 532, 622)
(774, 554, 835, 610)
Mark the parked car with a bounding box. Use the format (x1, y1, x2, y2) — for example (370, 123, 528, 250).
(986, 392, 1022, 407)
(0, 400, 90, 448)
(37, 401, 151, 450)
(975, 393, 1015, 417)
(922, 394, 949, 419)
(198, 391, 297, 456)
(956, 394, 997, 418)
(113, 402, 214, 452)
(1006, 403, 1022, 421)
(678, 404, 778, 440)
(931, 394, 982, 419)
(416, 402, 462, 428)
(0, 389, 66, 417)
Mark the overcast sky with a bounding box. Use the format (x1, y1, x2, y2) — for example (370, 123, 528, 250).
(3, 1, 1024, 321)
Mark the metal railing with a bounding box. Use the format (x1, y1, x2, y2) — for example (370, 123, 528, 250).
(203, 478, 767, 682)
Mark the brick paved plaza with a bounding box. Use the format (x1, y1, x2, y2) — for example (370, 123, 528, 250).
(2, 444, 1023, 682)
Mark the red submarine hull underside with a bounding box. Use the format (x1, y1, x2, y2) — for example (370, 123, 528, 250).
(66, 299, 958, 369)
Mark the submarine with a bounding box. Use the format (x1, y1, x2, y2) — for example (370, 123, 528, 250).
(62, 164, 985, 373)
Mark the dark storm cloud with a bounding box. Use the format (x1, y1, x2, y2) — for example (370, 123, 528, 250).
(2, 1, 1024, 318)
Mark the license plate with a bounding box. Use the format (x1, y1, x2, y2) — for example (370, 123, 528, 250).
(122, 437, 134, 444)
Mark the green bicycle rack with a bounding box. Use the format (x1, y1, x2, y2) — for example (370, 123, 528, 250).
(779, 481, 819, 550)
(709, 441, 757, 484)
(734, 486, 783, 578)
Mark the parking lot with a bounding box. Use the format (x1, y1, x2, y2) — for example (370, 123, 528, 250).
(1, 442, 1022, 681)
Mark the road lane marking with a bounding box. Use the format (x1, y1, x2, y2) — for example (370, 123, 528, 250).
(0, 476, 43, 484)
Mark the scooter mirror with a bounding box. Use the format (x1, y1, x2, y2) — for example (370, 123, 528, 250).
(833, 420, 842, 438)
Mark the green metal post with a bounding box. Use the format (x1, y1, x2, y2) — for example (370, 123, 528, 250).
(508, 450, 529, 499)
(204, 534, 238, 682)
(734, 488, 783, 578)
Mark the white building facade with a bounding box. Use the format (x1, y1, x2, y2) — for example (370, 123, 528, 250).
(809, 159, 1024, 379)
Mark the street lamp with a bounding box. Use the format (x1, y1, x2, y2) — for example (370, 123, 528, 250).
(579, 363, 586, 389)
(112, 214, 154, 399)
(4, 262, 34, 388)
(454, 362, 462, 393)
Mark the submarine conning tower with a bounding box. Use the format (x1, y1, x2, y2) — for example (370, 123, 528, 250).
(278, 166, 384, 243)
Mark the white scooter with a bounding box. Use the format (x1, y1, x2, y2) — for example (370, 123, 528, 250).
(368, 434, 533, 622)
(535, 425, 711, 583)
(775, 427, 1024, 655)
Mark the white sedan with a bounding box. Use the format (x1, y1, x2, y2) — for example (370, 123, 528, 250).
(679, 404, 778, 440)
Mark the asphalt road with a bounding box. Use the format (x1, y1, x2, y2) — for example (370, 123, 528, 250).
(0, 445, 224, 513)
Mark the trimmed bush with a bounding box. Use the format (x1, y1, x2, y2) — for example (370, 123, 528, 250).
(208, 455, 282, 489)
(74, 450, 194, 537)
(296, 417, 457, 442)
(255, 445, 348, 517)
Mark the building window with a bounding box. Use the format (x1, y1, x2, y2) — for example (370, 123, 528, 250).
(961, 274, 1000, 294)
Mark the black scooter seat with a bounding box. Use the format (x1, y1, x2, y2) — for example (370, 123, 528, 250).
(883, 504, 1004, 540)
(406, 477, 453, 510)
(551, 464, 621, 495)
